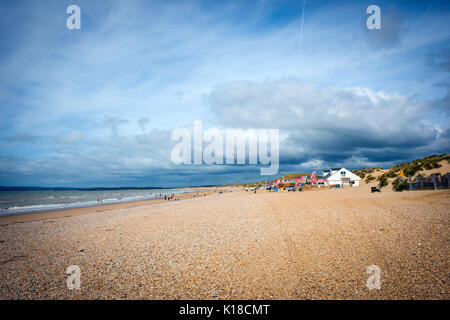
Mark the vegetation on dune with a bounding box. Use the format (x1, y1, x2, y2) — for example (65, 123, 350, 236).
(353, 168, 383, 179)
(392, 177, 408, 192)
(364, 175, 376, 183)
(377, 175, 388, 188)
(389, 154, 449, 176)
(222, 181, 266, 188)
(282, 173, 311, 179)
(376, 154, 449, 189)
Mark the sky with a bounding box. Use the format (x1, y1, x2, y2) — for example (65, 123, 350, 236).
(0, 0, 449, 187)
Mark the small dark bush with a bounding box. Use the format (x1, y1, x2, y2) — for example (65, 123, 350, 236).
(392, 177, 408, 192)
(432, 162, 441, 169)
(385, 171, 398, 178)
(377, 175, 388, 188)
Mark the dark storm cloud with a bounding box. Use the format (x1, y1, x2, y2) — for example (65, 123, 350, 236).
(427, 47, 450, 72)
(7, 133, 42, 144)
(208, 78, 448, 170)
(427, 47, 450, 114)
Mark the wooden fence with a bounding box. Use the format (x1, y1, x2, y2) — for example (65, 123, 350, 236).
(395, 173, 450, 190)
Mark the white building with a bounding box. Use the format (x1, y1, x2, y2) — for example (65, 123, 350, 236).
(321, 168, 360, 187)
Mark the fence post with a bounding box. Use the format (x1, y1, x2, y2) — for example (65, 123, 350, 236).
(408, 175, 412, 191)
(432, 174, 437, 190)
(419, 175, 424, 189)
(447, 174, 450, 189)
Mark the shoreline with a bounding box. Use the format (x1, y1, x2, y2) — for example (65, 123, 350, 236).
(0, 189, 209, 225)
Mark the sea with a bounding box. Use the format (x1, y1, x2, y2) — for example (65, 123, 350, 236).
(0, 188, 203, 216)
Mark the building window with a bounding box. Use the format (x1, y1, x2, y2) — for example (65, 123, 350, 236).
(341, 171, 345, 176)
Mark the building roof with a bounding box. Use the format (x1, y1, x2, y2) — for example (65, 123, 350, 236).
(327, 168, 360, 181)
(321, 168, 360, 181)
(321, 173, 331, 180)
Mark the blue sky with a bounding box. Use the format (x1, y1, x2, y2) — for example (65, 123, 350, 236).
(0, 0, 449, 187)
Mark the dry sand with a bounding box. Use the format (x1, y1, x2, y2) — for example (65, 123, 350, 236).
(0, 185, 448, 299)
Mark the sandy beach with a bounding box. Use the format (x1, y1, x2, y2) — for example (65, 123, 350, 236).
(0, 184, 448, 300)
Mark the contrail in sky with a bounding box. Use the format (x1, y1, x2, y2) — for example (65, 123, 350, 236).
(299, 0, 306, 53)
(253, 0, 266, 23)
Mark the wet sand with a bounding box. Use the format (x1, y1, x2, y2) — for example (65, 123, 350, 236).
(0, 185, 448, 299)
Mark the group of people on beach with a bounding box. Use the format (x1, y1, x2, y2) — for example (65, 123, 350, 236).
(164, 194, 175, 201)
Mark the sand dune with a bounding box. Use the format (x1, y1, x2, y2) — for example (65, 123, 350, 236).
(416, 160, 450, 177)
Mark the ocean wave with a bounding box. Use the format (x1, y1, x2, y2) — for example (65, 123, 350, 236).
(1, 203, 66, 213)
(0, 200, 98, 215)
(0, 188, 196, 216)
